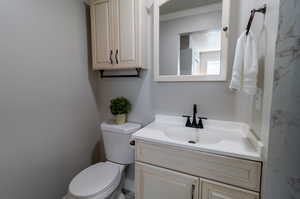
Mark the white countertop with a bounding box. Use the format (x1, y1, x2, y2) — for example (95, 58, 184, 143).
(132, 115, 263, 161)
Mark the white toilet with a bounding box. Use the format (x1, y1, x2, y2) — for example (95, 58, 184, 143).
(66, 121, 141, 199)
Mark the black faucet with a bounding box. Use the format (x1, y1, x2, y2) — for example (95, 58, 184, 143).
(183, 104, 207, 129)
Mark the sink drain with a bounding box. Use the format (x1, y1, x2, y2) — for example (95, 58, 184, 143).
(188, 140, 196, 144)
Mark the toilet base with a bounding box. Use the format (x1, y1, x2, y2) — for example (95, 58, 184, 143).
(116, 193, 125, 199)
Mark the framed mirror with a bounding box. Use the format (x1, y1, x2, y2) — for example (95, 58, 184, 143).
(153, 0, 231, 82)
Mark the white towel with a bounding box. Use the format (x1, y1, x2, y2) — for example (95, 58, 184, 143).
(230, 31, 258, 95)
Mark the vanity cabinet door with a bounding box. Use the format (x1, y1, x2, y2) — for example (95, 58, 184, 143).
(202, 180, 259, 199)
(136, 162, 199, 199)
(90, 0, 113, 69)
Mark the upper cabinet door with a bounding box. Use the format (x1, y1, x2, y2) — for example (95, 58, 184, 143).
(90, 0, 113, 69)
(202, 180, 259, 199)
(135, 162, 199, 199)
(113, 0, 138, 68)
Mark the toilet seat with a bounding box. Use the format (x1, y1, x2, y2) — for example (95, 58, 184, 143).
(68, 162, 122, 199)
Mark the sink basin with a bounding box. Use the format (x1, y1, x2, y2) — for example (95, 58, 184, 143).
(132, 114, 263, 161)
(164, 127, 222, 145)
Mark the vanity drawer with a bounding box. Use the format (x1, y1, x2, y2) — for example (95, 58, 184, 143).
(135, 141, 262, 192)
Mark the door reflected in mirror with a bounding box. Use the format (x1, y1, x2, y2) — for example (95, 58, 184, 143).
(156, 0, 229, 81)
(179, 30, 221, 76)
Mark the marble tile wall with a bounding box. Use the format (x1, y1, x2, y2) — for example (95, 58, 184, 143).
(265, 0, 300, 198)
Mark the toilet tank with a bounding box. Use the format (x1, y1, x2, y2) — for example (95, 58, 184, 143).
(101, 121, 141, 164)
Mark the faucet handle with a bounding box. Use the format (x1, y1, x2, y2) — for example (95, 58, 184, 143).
(197, 117, 207, 129)
(182, 115, 192, 127)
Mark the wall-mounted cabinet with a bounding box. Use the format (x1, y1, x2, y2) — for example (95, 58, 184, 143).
(90, 0, 149, 70)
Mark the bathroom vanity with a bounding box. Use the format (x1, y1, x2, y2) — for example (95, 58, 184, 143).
(132, 115, 263, 199)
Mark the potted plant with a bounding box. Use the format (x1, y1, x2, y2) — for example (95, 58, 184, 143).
(110, 97, 132, 124)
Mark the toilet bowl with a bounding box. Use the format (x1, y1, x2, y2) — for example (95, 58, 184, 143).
(65, 121, 141, 199)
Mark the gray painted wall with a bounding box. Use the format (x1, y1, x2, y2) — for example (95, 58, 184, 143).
(0, 0, 99, 198)
(95, 3, 281, 192)
(96, 0, 243, 126)
(95, 3, 240, 190)
(0, 0, 287, 198)
(95, 1, 280, 136)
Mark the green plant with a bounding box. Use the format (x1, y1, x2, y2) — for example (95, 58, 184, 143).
(110, 97, 132, 115)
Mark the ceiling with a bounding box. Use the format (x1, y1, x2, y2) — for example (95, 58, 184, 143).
(160, 0, 222, 15)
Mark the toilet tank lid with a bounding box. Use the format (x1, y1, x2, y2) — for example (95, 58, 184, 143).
(101, 121, 141, 134)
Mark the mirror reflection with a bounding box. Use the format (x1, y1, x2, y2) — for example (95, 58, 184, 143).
(159, 0, 223, 77)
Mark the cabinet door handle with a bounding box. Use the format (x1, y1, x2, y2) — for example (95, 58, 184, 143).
(129, 140, 135, 146)
(223, 26, 229, 32)
(109, 50, 113, 64)
(191, 184, 195, 199)
(115, 49, 119, 64)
